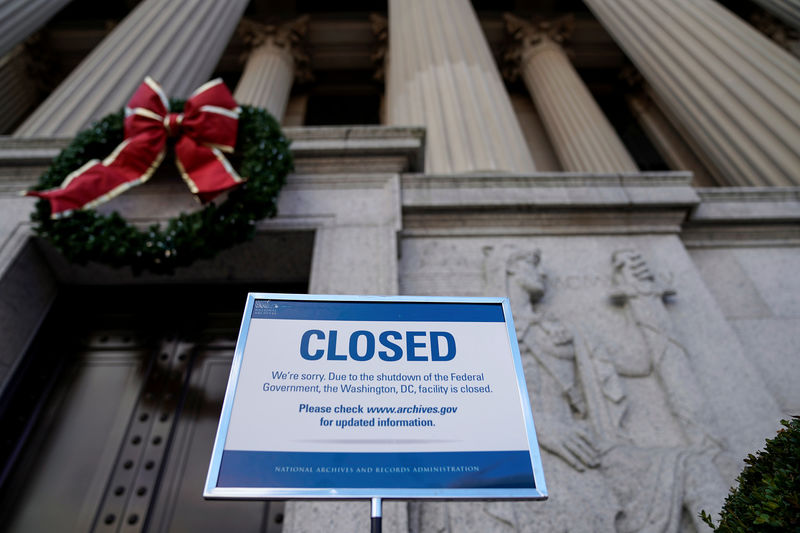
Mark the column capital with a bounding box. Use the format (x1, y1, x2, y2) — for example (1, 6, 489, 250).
(237, 16, 312, 83)
(503, 14, 574, 81)
(749, 11, 800, 57)
(506, 13, 638, 172)
(370, 13, 388, 82)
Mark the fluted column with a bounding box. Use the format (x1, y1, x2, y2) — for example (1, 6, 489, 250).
(751, 0, 800, 32)
(234, 17, 311, 121)
(15, 0, 249, 138)
(506, 15, 638, 173)
(387, 0, 536, 174)
(583, 0, 800, 186)
(0, 46, 39, 133)
(282, 95, 308, 127)
(0, 0, 73, 58)
(627, 90, 717, 186)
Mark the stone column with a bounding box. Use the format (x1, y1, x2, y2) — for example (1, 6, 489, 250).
(0, 0, 73, 58)
(509, 94, 561, 171)
(627, 91, 717, 186)
(282, 95, 309, 127)
(751, 0, 800, 32)
(505, 15, 638, 173)
(15, 0, 249, 138)
(0, 46, 39, 134)
(370, 13, 389, 125)
(234, 17, 311, 121)
(386, 0, 536, 174)
(583, 0, 800, 186)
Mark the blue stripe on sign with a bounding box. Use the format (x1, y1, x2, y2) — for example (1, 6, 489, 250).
(251, 300, 505, 322)
(217, 450, 535, 489)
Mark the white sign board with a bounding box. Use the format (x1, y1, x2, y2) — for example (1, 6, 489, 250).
(205, 294, 547, 500)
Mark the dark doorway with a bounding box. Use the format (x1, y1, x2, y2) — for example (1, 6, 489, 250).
(0, 282, 306, 532)
(302, 69, 382, 126)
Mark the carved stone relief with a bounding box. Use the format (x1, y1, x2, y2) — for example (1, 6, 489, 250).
(414, 245, 729, 533)
(602, 249, 729, 531)
(609, 249, 720, 448)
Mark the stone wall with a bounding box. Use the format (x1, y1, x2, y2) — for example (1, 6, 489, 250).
(0, 132, 797, 532)
(685, 188, 800, 416)
(398, 173, 786, 533)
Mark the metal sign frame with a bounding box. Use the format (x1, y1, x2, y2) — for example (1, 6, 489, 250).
(204, 293, 547, 500)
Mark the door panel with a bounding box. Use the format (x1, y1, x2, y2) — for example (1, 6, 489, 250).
(0, 284, 306, 532)
(147, 347, 270, 532)
(1, 344, 148, 532)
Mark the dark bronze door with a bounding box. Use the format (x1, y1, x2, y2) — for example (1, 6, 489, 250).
(0, 285, 297, 533)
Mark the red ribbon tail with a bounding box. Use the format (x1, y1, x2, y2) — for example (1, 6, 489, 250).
(25, 160, 140, 218)
(27, 133, 167, 218)
(175, 139, 245, 203)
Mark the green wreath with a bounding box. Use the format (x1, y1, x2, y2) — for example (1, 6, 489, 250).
(29, 101, 292, 274)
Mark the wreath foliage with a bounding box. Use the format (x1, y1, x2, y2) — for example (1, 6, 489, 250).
(29, 101, 292, 274)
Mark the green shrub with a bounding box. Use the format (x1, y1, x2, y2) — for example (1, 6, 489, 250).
(701, 416, 799, 532)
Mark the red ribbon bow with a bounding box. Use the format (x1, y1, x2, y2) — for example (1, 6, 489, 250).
(28, 77, 245, 217)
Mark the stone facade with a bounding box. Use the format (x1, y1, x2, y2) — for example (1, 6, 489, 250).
(0, 1, 798, 532)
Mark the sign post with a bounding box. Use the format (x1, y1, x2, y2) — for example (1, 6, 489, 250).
(205, 294, 547, 521)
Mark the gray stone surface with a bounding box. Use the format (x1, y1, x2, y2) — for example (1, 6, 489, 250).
(689, 245, 800, 414)
(691, 188, 800, 222)
(286, 126, 425, 174)
(731, 318, 800, 413)
(734, 248, 800, 317)
(402, 172, 697, 210)
(688, 248, 775, 320)
(284, 501, 408, 533)
(406, 243, 741, 532)
(0, 131, 796, 533)
(402, 234, 782, 450)
(684, 189, 800, 247)
(400, 228, 783, 532)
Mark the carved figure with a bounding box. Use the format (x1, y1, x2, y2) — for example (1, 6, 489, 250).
(415, 248, 727, 533)
(507, 249, 622, 532)
(609, 249, 719, 448)
(510, 248, 726, 533)
(413, 249, 618, 533)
